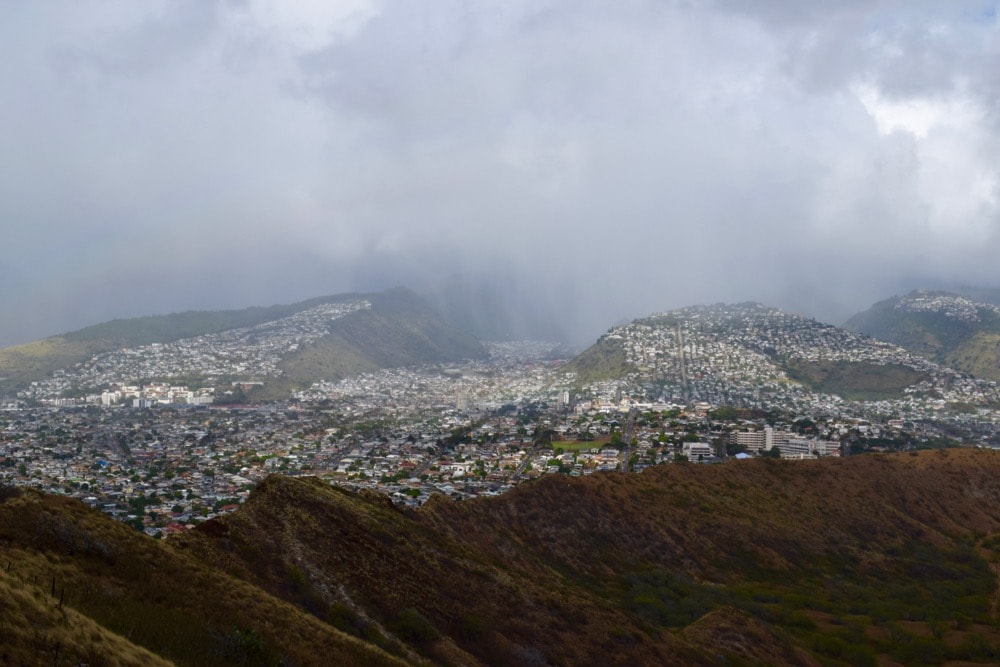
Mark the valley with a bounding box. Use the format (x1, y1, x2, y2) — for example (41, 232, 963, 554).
(3, 289, 1000, 664)
(4, 290, 1000, 540)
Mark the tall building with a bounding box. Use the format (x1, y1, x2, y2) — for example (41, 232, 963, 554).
(734, 430, 767, 453)
(732, 427, 795, 453)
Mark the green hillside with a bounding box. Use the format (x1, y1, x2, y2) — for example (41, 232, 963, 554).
(61, 294, 364, 347)
(0, 293, 361, 393)
(265, 288, 487, 398)
(783, 359, 928, 400)
(0, 337, 109, 391)
(0, 288, 485, 398)
(948, 332, 1000, 381)
(845, 290, 1000, 381)
(561, 334, 633, 384)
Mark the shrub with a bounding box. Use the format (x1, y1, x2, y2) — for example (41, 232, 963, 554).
(391, 607, 439, 643)
(459, 613, 489, 640)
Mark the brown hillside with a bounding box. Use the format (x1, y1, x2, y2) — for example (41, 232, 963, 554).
(0, 487, 408, 667)
(4, 450, 1000, 665)
(174, 476, 710, 666)
(683, 606, 821, 666)
(423, 449, 1000, 582)
(176, 450, 1000, 666)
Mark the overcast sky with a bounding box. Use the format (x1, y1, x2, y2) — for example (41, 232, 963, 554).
(2, 1, 999, 347)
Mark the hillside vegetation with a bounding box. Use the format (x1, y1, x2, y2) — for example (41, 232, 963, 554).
(562, 334, 634, 384)
(0, 293, 356, 392)
(4, 450, 1000, 665)
(783, 359, 928, 400)
(0, 338, 108, 391)
(0, 288, 484, 397)
(259, 288, 486, 399)
(846, 290, 1000, 381)
(60, 294, 365, 347)
(947, 332, 1000, 382)
(0, 486, 406, 666)
(414, 449, 1000, 665)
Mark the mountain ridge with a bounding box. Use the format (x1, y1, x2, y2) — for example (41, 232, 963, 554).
(176, 449, 1000, 665)
(844, 289, 1000, 382)
(0, 287, 486, 399)
(4, 449, 1000, 664)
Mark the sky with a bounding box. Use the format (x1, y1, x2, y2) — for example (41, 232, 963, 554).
(2, 0, 999, 347)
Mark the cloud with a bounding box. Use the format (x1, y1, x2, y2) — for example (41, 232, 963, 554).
(1, 1, 998, 346)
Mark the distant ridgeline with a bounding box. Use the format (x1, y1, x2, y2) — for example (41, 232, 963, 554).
(0, 288, 485, 403)
(844, 289, 1000, 382)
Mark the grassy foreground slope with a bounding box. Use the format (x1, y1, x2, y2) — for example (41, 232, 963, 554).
(422, 450, 1000, 665)
(4, 450, 1000, 665)
(0, 487, 408, 667)
(174, 476, 711, 666)
(179, 449, 1000, 666)
(0, 565, 173, 667)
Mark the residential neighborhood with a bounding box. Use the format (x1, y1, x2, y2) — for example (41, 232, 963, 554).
(16, 300, 371, 405)
(579, 302, 1000, 425)
(4, 301, 1000, 536)
(4, 330, 999, 537)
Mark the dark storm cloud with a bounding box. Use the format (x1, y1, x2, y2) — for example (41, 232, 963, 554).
(1, 1, 998, 347)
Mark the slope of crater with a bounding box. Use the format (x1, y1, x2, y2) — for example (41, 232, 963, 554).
(178, 449, 1000, 666)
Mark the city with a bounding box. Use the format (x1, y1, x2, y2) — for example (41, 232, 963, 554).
(5, 326, 998, 537)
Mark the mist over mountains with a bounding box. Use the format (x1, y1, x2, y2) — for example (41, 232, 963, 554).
(5, 285, 1000, 408)
(5, 4, 1000, 665)
(3, 3, 1000, 348)
(3, 287, 1000, 664)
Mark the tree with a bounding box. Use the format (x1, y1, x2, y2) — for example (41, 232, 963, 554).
(725, 441, 747, 457)
(708, 406, 739, 421)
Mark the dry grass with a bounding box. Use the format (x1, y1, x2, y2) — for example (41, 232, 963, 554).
(0, 566, 174, 666)
(0, 488, 408, 667)
(4, 449, 1000, 665)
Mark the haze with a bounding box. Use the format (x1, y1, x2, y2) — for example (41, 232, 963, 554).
(2, 1, 999, 348)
